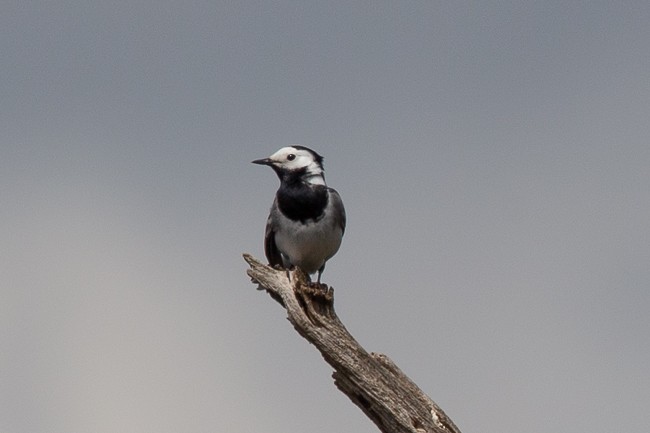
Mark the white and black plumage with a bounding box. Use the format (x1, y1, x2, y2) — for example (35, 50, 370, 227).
(252, 145, 346, 283)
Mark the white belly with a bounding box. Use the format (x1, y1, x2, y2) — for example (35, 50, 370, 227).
(274, 214, 343, 274)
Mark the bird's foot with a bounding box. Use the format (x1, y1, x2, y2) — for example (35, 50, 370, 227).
(309, 281, 327, 289)
(307, 281, 333, 301)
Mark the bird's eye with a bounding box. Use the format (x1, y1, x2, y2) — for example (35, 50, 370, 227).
(287, 154, 296, 161)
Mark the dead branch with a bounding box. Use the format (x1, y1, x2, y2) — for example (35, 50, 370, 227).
(243, 253, 462, 433)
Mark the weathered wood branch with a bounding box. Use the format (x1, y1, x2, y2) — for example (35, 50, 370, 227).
(243, 253, 462, 433)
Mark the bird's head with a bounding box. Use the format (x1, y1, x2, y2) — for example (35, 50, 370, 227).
(252, 145, 326, 185)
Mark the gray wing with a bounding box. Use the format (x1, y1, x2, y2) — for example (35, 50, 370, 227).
(264, 202, 284, 268)
(328, 187, 346, 235)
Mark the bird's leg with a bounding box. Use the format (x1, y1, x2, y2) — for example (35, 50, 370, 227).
(317, 263, 328, 284)
(286, 265, 308, 283)
(312, 265, 329, 291)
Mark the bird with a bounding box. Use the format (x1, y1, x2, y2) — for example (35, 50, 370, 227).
(252, 145, 346, 284)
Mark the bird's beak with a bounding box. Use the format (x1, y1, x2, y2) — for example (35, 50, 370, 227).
(252, 157, 273, 166)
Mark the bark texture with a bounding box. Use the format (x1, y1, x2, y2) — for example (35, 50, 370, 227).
(243, 253, 462, 433)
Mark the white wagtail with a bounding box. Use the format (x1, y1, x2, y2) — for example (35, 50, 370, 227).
(252, 145, 346, 284)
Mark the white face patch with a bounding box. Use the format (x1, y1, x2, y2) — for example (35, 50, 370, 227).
(268, 146, 325, 185)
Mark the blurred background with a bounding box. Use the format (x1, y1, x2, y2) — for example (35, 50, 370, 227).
(2, 1, 649, 432)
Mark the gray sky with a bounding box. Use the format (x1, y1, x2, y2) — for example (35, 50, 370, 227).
(2, 1, 649, 432)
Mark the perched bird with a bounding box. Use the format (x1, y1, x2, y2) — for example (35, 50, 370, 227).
(252, 145, 346, 284)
